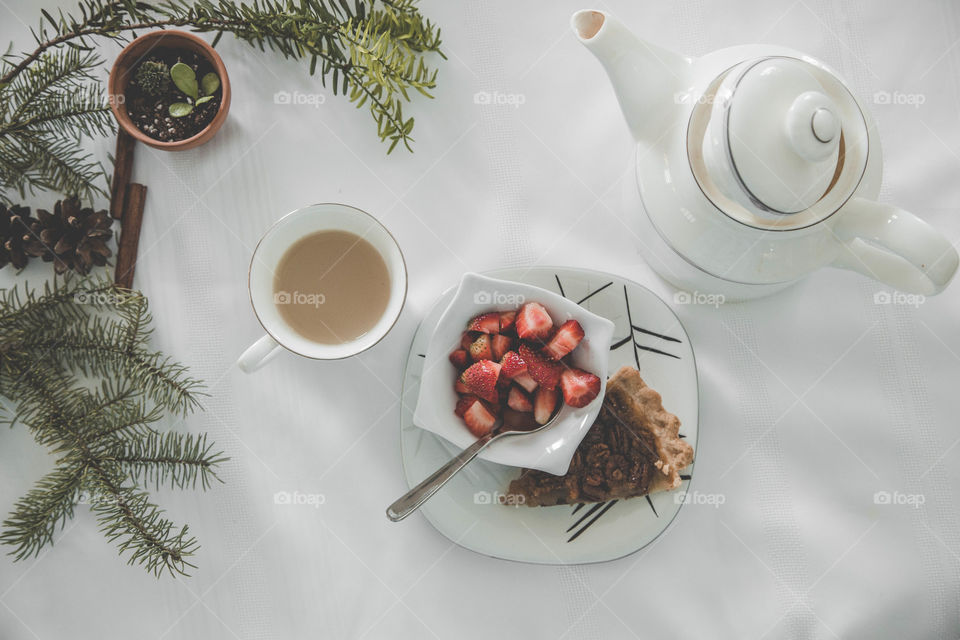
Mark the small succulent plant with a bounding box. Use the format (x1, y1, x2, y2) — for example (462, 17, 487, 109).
(169, 62, 220, 118)
(134, 60, 171, 97)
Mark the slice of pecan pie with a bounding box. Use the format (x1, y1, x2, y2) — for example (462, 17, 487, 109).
(507, 366, 694, 506)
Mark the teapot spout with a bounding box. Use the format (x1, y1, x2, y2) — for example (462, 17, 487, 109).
(571, 10, 690, 143)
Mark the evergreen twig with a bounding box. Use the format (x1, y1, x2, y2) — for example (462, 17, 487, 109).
(0, 277, 224, 577)
(0, 0, 444, 202)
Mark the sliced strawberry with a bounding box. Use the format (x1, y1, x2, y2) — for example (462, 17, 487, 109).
(467, 312, 500, 334)
(455, 394, 479, 417)
(463, 401, 497, 437)
(460, 360, 501, 403)
(449, 349, 469, 369)
(560, 368, 601, 408)
(499, 310, 517, 333)
(507, 386, 533, 412)
(491, 334, 513, 361)
(469, 334, 493, 361)
(515, 302, 554, 340)
(454, 380, 470, 394)
(519, 344, 562, 390)
(513, 372, 538, 393)
(542, 319, 584, 360)
(533, 387, 560, 425)
(460, 332, 477, 350)
(502, 408, 539, 431)
(499, 350, 527, 379)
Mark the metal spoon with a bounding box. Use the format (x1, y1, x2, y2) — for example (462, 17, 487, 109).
(386, 408, 562, 522)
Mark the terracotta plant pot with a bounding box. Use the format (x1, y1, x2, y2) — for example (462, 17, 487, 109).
(108, 30, 230, 151)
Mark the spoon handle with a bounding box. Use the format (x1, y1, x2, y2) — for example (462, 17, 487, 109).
(386, 434, 495, 522)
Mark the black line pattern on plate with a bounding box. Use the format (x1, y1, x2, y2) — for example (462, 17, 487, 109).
(576, 281, 613, 306)
(618, 285, 682, 361)
(645, 495, 659, 518)
(632, 324, 681, 343)
(568, 501, 618, 542)
(566, 502, 605, 533)
(554, 274, 566, 298)
(634, 342, 681, 360)
(621, 285, 642, 370)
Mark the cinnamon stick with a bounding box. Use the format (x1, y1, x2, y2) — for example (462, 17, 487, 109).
(114, 182, 147, 289)
(110, 130, 136, 220)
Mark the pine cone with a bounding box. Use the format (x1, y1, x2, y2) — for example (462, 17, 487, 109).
(28, 198, 113, 275)
(0, 203, 41, 270)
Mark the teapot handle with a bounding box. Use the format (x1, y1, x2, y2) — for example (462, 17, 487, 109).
(831, 197, 958, 295)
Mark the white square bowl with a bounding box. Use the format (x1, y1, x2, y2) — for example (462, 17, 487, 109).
(412, 272, 615, 475)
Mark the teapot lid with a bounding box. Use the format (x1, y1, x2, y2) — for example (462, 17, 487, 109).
(689, 56, 870, 230)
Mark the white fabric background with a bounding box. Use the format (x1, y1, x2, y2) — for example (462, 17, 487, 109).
(1, 1, 959, 638)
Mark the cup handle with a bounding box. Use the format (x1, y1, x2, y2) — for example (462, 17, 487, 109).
(238, 334, 284, 373)
(832, 197, 958, 295)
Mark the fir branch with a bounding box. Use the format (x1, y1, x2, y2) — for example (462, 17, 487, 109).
(0, 277, 224, 577)
(0, 0, 444, 200)
(85, 462, 199, 577)
(107, 431, 226, 490)
(0, 462, 84, 559)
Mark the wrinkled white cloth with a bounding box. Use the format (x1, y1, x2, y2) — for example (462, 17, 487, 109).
(1, 1, 959, 639)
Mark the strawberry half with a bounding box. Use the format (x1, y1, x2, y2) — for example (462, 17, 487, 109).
(469, 334, 493, 361)
(463, 400, 497, 437)
(560, 368, 601, 408)
(460, 360, 501, 403)
(519, 344, 562, 390)
(455, 394, 480, 417)
(499, 350, 527, 379)
(542, 319, 584, 360)
(468, 312, 501, 334)
(499, 310, 517, 333)
(449, 349, 469, 369)
(461, 332, 477, 350)
(491, 334, 513, 361)
(454, 380, 470, 394)
(513, 372, 538, 393)
(533, 387, 560, 425)
(515, 302, 554, 340)
(507, 386, 533, 412)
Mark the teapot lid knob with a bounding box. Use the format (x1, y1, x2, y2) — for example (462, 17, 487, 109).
(811, 107, 837, 142)
(786, 91, 840, 162)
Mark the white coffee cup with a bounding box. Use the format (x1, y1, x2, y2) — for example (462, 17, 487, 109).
(237, 203, 407, 372)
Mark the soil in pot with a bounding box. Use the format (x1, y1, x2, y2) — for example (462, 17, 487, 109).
(125, 48, 222, 143)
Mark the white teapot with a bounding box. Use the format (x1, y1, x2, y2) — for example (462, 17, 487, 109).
(572, 10, 958, 300)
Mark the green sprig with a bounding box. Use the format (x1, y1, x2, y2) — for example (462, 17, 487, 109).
(0, 0, 445, 203)
(0, 277, 225, 577)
